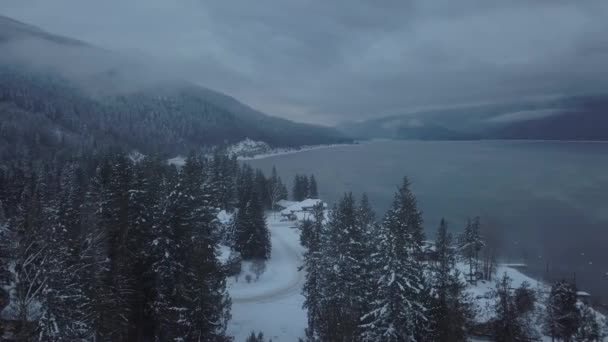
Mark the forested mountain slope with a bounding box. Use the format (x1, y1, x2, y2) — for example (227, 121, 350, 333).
(0, 15, 349, 161)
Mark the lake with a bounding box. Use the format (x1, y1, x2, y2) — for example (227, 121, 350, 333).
(247, 140, 608, 304)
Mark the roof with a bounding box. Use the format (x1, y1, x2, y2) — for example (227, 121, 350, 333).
(276, 199, 297, 209)
(280, 199, 325, 215)
(577, 291, 591, 297)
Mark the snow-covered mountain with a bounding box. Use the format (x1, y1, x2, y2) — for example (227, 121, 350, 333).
(0, 15, 350, 161)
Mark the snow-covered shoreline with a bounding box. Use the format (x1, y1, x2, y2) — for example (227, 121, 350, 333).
(237, 142, 357, 161)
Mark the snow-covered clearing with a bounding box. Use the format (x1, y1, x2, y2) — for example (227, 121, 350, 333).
(461, 264, 545, 323)
(228, 214, 307, 341)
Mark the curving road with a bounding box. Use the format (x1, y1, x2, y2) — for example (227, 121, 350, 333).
(230, 219, 305, 304)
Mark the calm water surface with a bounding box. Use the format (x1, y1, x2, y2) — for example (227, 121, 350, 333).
(248, 140, 608, 303)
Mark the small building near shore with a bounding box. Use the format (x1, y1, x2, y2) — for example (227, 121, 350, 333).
(280, 199, 326, 221)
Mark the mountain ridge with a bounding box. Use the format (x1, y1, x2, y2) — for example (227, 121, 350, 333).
(0, 15, 349, 161)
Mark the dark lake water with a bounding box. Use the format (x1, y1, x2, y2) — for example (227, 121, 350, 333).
(247, 140, 608, 303)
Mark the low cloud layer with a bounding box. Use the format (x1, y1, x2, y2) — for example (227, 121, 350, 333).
(1, 0, 607, 124)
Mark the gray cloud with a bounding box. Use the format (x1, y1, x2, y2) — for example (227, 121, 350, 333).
(1, 0, 607, 124)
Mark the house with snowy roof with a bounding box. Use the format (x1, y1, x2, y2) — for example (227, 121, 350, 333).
(280, 199, 327, 221)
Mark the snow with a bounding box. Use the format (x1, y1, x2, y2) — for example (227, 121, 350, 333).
(279, 199, 325, 216)
(217, 245, 232, 265)
(228, 215, 306, 341)
(227, 139, 272, 158)
(225, 211, 607, 341)
(461, 263, 545, 324)
(276, 199, 297, 209)
(217, 210, 233, 225)
(167, 156, 186, 167)
(238, 142, 356, 161)
(128, 150, 145, 163)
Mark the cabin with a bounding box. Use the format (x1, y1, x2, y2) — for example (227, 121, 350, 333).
(280, 199, 327, 221)
(275, 199, 297, 211)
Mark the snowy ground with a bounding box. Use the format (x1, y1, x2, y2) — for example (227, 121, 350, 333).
(227, 214, 307, 341)
(237, 142, 356, 161)
(226, 213, 606, 341)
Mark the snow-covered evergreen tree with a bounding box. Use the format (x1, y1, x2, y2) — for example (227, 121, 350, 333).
(361, 177, 427, 342)
(458, 217, 484, 283)
(576, 304, 604, 342)
(544, 280, 580, 342)
(151, 153, 232, 340)
(427, 219, 472, 342)
(492, 273, 534, 342)
(38, 165, 94, 340)
(301, 203, 325, 340)
(234, 165, 271, 260)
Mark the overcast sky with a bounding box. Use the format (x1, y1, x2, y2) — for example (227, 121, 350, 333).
(1, 0, 608, 125)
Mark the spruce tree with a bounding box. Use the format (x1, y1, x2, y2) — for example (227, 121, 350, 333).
(308, 175, 318, 198)
(301, 203, 325, 340)
(316, 193, 371, 341)
(427, 219, 472, 342)
(544, 280, 580, 342)
(234, 189, 271, 260)
(151, 153, 232, 341)
(458, 217, 484, 283)
(85, 156, 132, 340)
(361, 177, 427, 342)
(292, 175, 309, 201)
(576, 305, 604, 342)
(38, 165, 94, 340)
(492, 273, 533, 342)
(180, 155, 232, 341)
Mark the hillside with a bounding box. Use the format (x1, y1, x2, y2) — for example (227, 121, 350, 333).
(337, 95, 608, 141)
(0, 15, 349, 161)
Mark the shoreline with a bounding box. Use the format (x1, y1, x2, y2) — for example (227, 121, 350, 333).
(237, 142, 359, 161)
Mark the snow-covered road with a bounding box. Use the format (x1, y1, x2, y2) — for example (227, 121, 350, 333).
(228, 215, 307, 341)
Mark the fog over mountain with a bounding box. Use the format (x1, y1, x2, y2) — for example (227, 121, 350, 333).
(0, 15, 349, 160)
(2, 0, 607, 124)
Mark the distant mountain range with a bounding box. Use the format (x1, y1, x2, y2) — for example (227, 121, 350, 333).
(338, 95, 608, 141)
(0, 15, 349, 161)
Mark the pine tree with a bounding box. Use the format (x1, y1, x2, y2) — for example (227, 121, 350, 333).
(292, 175, 309, 201)
(308, 175, 318, 198)
(84, 156, 132, 340)
(427, 219, 472, 342)
(180, 155, 232, 341)
(9, 184, 48, 340)
(492, 273, 533, 342)
(356, 193, 379, 331)
(151, 153, 232, 341)
(247, 331, 271, 342)
(234, 189, 271, 260)
(576, 305, 604, 342)
(316, 194, 363, 341)
(301, 203, 325, 340)
(458, 217, 484, 283)
(267, 166, 286, 210)
(255, 169, 270, 209)
(544, 280, 580, 342)
(125, 159, 161, 341)
(361, 177, 427, 342)
(38, 165, 94, 340)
